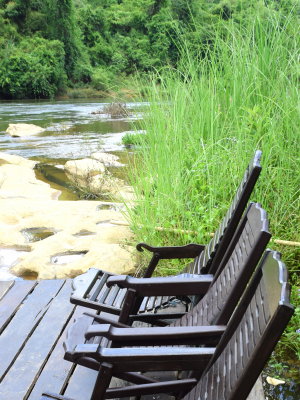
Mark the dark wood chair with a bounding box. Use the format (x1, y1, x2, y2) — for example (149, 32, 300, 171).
(65, 202, 270, 390)
(70, 150, 262, 318)
(41, 250, 294, 400)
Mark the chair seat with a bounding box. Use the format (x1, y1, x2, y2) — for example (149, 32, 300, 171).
(71, 268, 191, 316)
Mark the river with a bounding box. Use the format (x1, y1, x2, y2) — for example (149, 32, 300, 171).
(0, 99, 143, 158)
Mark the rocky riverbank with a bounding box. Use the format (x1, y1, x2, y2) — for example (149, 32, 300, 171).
(0, 152, 136, 280)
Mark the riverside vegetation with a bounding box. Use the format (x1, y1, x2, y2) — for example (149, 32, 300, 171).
(126, 13, 300, 368)
(0, 0, 298, 99)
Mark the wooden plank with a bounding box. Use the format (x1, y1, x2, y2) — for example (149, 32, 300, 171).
(0, 279, 64, 379)
(27, 307, 87, 400)
(63, 365, 98, 400)
(0, 280, 36, 333)
(247, 377, 265, 400)
(0, 280, 74, 400)
(0, 281, 14, 301)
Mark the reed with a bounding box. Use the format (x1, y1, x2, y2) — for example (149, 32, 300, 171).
(127, 15, 299, 277)
(125, 13, 300, 362)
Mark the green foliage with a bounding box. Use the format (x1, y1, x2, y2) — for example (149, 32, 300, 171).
(0, 37, 66, 98)
(122, 132, 146, 147)
(0, 12, 19, 47)
(44, 0, 81, 78)
(91, 66, 114, 91)
(0, 0, 299, 97)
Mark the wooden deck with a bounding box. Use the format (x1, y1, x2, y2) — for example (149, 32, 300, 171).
(0, 278, 265, 400)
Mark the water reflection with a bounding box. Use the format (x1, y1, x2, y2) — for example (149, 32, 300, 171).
(0, 247, 31, 280)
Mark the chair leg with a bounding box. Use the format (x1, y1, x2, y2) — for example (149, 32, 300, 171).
(91, 362, 113, 400)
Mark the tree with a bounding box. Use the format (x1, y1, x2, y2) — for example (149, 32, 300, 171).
(44, 0, 81, 78)
(0, 37, 67, 99)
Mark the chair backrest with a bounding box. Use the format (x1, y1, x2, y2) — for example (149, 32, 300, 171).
(175, 202, 271, 330)
(192, 150, 262, 275)
(183, 250, 294, 400)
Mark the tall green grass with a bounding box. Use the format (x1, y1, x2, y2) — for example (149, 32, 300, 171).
(126, 13, 300, 361)
(127, 15, 299, 275)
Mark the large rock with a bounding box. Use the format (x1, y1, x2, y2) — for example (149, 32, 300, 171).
(91, 152, 124, 167)
(86, 174, 125, 196)
(64, 158, 105, 179)
(12, 230, 135, 280)
(65, 158, 125, 196)
(6, 123, 45, 137)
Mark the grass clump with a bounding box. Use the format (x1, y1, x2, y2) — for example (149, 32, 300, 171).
(122, 132, 146, 147)
(126, 14, 300, 357)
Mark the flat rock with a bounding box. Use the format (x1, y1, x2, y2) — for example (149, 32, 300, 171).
(0, 164, 60, 200)
(6, 123, 45, 137)
(0, 152, 37, 168)
(12, 231, 135, 280)
(0, 153, 135, 280)
(0, 199, 134, 279)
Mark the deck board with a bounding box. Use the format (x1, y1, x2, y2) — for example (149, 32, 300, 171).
(0, 280, 36, 332)
(0, 280, 75, 400)
(27, 306, 88, 400)
(0, 277, 265, 400)
(0, 281, 14, 300)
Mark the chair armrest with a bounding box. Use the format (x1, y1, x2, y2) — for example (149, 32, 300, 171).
(136, 242, 205, 259)
(41, 393, 75, 400)
(106, 275, 213, 296)
(85, 324, 226, 346)
(72, 344, 215, 372)
(83, 312, 130, 328)
(70, 295, 122, 315)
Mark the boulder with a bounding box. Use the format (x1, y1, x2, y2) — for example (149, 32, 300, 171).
(64, 158, 105, 179)
(86, 174, 124, 195)
(91, 152, 124, 167)
(65, 158, 125, 196)
(6, 123, 45, 137)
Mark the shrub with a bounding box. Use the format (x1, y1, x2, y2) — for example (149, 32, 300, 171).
(91, 66, 114, 91)
(0, 37, 67, 98)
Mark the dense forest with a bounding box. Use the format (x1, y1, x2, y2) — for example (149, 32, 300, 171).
(0, 0, 299, 99)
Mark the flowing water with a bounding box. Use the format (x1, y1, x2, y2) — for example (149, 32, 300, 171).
(0, 99, 143, 158)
